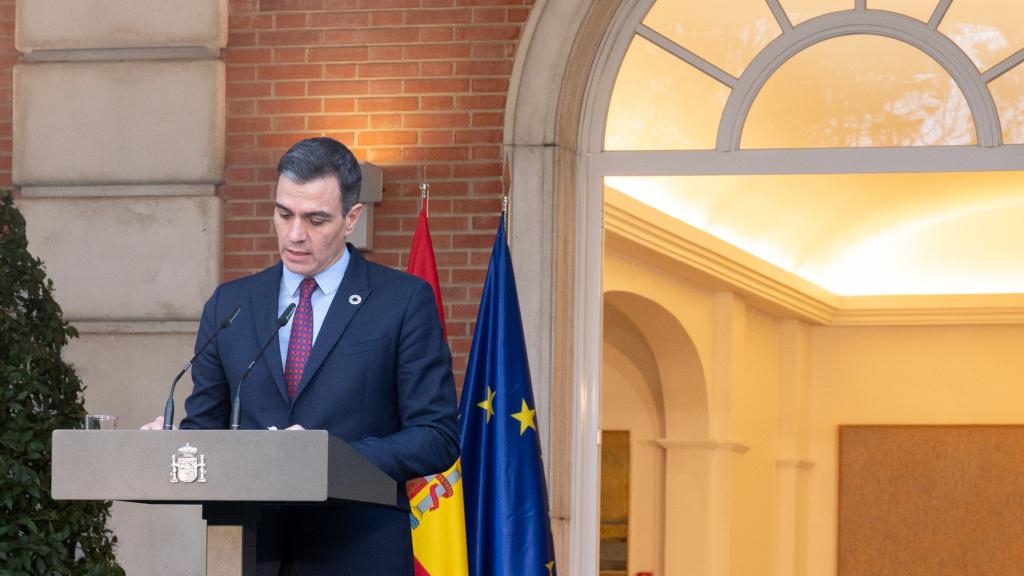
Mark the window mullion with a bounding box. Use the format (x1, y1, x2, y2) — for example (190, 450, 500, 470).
(636, 24, 738, 88)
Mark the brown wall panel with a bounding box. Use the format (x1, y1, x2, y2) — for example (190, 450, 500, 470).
(839, 425, 1024, 576)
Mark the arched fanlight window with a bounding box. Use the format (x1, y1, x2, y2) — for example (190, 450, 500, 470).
(606, 35, 730, 150)
(605, 1, 1024, 153)
(743, 34, 977, 148)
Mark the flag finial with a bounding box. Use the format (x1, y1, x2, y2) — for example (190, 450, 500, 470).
(502, 150, 511, 228)
(419, 165, 429, 214)
(502, 150, 512, 198)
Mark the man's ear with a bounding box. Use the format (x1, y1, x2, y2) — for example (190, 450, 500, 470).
(343, 203, 364, 235)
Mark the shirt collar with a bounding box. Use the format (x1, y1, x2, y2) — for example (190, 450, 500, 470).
(281, 246, 350, 297)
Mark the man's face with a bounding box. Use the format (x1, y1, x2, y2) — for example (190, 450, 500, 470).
(274, 174, 362, 277)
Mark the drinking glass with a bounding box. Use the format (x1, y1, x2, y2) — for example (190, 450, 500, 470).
(85, 414, 118, 430)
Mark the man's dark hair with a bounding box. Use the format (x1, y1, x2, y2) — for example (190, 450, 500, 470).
(277, 137, 362, 214)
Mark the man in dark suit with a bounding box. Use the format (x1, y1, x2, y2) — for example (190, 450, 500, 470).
(150, 138, 459, 575)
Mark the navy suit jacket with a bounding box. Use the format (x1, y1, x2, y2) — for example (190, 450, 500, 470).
(182, 246, 459, 575)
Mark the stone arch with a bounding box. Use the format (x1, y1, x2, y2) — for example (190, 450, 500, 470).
(503, 1, 647, 573)
(502, 2, 629, 573)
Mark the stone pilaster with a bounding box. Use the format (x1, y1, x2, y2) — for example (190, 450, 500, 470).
(14, 2, 228, 573)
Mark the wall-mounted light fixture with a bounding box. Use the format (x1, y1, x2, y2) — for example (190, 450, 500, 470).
(350, 161, 382, 250)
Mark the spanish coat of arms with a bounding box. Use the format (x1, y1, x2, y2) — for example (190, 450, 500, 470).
(170, 443, 207, 483)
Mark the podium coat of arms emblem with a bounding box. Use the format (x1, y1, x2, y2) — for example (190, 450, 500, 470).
(170, 443, 207, 483)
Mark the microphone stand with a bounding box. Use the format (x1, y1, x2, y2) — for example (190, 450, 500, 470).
(230, 303, 295, 431)
(162, 305, 241, 430)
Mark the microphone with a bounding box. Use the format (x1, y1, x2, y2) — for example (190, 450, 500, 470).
(230, 303, 295, 430)
(163, 305, 241, 430)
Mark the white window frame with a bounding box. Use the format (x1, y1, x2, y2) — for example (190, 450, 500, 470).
(570, 2, 1024, 575)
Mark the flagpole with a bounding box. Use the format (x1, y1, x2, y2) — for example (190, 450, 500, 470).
(502, 150, 511, 234)
(405, 164, 466, 576)
(419, 165, 429, 215)
(460, 185, 558, 575)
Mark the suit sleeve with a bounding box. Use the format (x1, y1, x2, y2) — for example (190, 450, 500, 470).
(180, 287, 231, 430)
(348, 280, 460, 481)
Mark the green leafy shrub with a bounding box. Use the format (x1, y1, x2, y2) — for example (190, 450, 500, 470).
(0, 192, 124, 575)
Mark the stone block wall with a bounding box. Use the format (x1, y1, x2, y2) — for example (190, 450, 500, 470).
(0, 0, 12, 188)
(11, 1, 229, 572)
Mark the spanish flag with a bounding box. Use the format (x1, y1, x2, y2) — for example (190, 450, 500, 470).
(407, 201, 469, 576)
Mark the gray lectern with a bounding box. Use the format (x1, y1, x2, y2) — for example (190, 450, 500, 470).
(52, 430, 396, 576)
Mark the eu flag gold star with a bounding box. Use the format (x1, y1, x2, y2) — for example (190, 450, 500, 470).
(511, 399, 537, 435)
(477, 386, 496, 423)
(546, 561, 555, 576)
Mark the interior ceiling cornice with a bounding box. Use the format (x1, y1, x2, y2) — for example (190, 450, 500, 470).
(605, 189, 1024, 326)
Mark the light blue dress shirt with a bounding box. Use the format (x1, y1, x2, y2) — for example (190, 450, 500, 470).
(277, 247, 350, 369)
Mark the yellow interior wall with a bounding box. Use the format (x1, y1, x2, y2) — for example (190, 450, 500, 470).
(605, 245, 789, 576)
(806, 324, 1024, 575)
(606, 240, 1024, 575)
(732, 308, 781, 576)
(603, 247, 717, 388)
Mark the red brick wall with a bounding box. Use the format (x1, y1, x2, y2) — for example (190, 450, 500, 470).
(223, 0, 534, 380)
(0, 0, 14, 190)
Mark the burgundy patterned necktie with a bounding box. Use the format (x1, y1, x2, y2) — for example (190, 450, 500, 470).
(284, 277, 317, 399)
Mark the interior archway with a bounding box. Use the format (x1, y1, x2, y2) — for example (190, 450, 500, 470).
(602, 290, 711, 576)
(601, 299, 665, 575)
(604, 291, 708, 440)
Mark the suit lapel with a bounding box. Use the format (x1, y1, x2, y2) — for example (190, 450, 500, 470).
(251, 263, 290, 404)
(293, 246, 372, 400)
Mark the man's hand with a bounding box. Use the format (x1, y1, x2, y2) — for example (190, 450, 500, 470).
(140, 416, 173, 430)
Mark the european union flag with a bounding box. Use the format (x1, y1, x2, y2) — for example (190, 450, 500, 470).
(460, 212, 557, 576)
